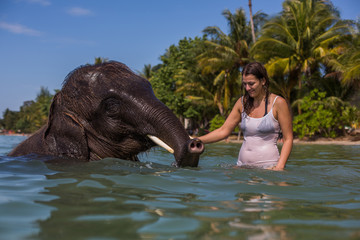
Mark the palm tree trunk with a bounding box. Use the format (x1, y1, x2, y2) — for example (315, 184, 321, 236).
(217, 102, 224, 116)
(298, 74, 302, 115)
(224, 71, 230, 114)
(248, 0, 256, 44)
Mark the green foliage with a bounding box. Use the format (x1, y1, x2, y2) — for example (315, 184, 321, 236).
(198, 8, 264, 115)
(325, 21, 360, 87)
(293, 89, 358, 138)
(2, 3, 359, 136)
(183, 106, 200, 119)
(208, 114, 240, 133)
(150, 37, 214, 119)
(151, 60, 185, 115)
(1, 109, 19, 130)
(0, 87, 54, 133)
(252, 0, 352, 103)
(94, 57, 109, 64)
(209, 114, 226, 132)
(138, 64, 153, 80)
(149, 4, 358, 135)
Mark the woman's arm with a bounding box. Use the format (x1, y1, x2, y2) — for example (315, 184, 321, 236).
(273, 97, 293, 170)
(198, 98, 242, 144)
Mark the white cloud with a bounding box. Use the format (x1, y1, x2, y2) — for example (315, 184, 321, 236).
(0, 21, 42, 36)
(67, 7, 93, 16)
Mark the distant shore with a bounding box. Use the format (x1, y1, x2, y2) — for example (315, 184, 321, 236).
(0, 133, 29, 137)
(221, 135, 360, 145)
(1, 133, 359, 145)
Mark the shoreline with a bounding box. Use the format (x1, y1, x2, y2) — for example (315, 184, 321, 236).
(0, 133, 29, 137)
(293, 138, 360, 145)
(219, 135, 360, 145)
(1, 133, 359, 145)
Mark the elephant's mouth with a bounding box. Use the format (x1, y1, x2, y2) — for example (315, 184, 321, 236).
(147, 135, 204, 167)
(147, 135, 174, 153)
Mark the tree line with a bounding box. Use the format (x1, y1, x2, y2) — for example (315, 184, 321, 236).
(143, 0, 360, 138)
(1, 0, 359, 138)
(0, 87, 54, 134)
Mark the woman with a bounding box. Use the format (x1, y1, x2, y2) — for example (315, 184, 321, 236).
(198, 62, 293, 170)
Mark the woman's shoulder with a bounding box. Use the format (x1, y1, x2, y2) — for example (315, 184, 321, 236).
(232, 97, 243, 113)
(271, 94, 286, 104)
(271, 94, 288, 113)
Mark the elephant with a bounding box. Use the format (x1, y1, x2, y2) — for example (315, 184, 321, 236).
(9, 61, 204, 167)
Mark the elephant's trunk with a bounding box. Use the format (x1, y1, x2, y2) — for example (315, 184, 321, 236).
(149, 136, 206, 155)
(144, 102, 204, 167)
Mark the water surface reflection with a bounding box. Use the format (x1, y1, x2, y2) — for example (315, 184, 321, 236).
(0, 136, 359, 239)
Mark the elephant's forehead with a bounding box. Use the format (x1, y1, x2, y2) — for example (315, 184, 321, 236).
(88, 72, 152, 97)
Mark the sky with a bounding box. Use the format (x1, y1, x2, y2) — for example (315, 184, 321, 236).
(0, 0, 359, 115)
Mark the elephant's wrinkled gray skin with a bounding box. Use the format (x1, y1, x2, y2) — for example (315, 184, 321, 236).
(9, 61, 204, 167)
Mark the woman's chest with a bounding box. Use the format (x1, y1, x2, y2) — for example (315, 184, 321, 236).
(241, 113, 279, 135)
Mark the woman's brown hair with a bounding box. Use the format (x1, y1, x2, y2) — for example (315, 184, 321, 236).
(242, 62, 270, 115)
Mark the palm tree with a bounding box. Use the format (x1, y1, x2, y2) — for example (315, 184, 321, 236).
(94, 57, 109, 64)
(248, 0, 256, 43)
(198, 8, 263, 115)
(138, 64, 153, 80)
(325, 20, 360, 87)
(252, 0, 351, 104)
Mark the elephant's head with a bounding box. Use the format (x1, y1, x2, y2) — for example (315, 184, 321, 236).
(42, 61, 204, 167)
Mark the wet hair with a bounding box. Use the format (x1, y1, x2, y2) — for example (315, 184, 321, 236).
(242, 62, 270, 115)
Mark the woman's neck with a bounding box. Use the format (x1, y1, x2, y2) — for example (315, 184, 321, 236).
(253, 92, 267, 106)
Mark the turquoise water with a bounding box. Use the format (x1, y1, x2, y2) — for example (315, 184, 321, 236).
(0, 135, 359, 239)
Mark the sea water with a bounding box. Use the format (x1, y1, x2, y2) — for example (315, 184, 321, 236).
(0, 135, 359, 239)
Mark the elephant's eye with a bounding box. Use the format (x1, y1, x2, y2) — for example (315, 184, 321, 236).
(104, 98, 121, 117)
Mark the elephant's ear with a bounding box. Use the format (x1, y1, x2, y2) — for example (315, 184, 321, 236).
(44, 92, 89, 160)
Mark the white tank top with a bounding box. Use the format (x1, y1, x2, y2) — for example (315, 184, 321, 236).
(237, 96, 280, 168)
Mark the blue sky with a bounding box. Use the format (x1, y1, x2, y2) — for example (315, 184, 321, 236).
(0, 0, 359, 115)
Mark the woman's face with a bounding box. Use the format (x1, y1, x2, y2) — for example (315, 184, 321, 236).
(242, 74, 265, 98)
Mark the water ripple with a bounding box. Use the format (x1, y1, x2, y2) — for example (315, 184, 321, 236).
(0, 136, 359, 239)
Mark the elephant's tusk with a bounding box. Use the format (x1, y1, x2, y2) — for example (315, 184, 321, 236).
(147, 135, 174, 154)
